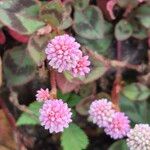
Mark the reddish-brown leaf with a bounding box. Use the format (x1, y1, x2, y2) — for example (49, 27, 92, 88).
(0, 30, 6, 44)
(56, 73, 81, 94)
(8, 28, 29, 43)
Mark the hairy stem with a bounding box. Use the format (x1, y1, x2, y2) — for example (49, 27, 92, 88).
(50, 69, 57, 99)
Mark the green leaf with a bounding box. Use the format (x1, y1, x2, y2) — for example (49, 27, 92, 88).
(74, 0, 90, 9)
(122, 83, 150, 101)
(82, 59, 106, 84)
(57, 90, 71, 101)
(120, 95, 142, 123)
(117, 0, 138, 8)
(61, 123, 89, 150)
(132, 22, 148, 39)
(76, 35, 112, 56)
(57, 91, 81, 107)
(3, 46, 36, 86)
(27, 34, 49, 65)
(120, 95, 150, 124)
(59, 4, 72, 30)
(0, 0, 45, 34)
(115, 19, 133, 41)
(135, 4, 150, 28)
(67, 94, 81, 107)
(73, 6, 104, 40)
(17, 101, 42, 126)
(40, 0, 64, 27)
(109, 140, 128, 150)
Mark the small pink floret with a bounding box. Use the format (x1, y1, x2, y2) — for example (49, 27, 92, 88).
(36, 88, 50, 102)
(39, 99, 72, 133)
(71, 55, 90, 77)
(89, 99, 115, 127)
(104, 112, 130, 139)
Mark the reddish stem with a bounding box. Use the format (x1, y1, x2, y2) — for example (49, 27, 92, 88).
(50, 70, 57, 99)
(111, 41, 123, 111)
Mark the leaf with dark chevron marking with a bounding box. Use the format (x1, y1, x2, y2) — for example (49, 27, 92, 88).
(73, 6, 105, 40)
(0, 0, 45, 34)
(3, 46, 36, 86)
(40, 0, 64, 27)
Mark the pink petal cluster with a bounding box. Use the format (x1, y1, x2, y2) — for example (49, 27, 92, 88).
(127, 124, 150, 150)
(106, 0, 117, 20)
(138, 0, 145, 3)
(89, 99, 130, 139)
(36, 88, 50, 102)
(89, 99, 115, 127)
(104, 112, 130, 139)
(39, 99, 72, 133)
(45, 34, 90, 76)
(71, 55, 90, 77)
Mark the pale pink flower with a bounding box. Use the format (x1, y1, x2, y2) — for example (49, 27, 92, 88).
(89, 99, 115, 127)
(45, 34, 82, 72)
(36, 88, 50, 102)
(127, 124, 150, 150)
(138, 0, 145, 3)
(104, 112, 130, 139)
(71, 55, 90, 77)
(106, 0, 117, 20)
(39, 99, 72, 133)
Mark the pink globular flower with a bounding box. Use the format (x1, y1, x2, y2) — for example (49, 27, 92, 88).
(104, 112, 130, 139)
(127, 124, 150, 150)
(39, 99, 72, 133)
(106, 0, 117, 20)
(36, 88, 50, 102)
(138, 0, 145, 3)
(45, 34, 82, 72)
(89, 99, 115, 128)
(71, 55, 90, 77)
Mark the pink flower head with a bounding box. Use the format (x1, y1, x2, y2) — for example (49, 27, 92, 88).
(106, 0, 117, 20)
(39, 99, 72, 133)
(104, 112, 130, 139)
(45, 34, 82, 72)
(127, 124, 150, 150)
(36, 88, 50, 102)
(71, 55, 90, 77)
(89, 99, 115, 128)
(138, 0, 145, 3)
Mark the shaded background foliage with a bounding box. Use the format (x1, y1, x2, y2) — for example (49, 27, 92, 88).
(0, 0, 150, 150)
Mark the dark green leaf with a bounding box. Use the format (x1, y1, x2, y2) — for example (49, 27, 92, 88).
(76, 35, 112, 56)
(27, 34, 49, 65)
(40, 0, 64, 27)
(74, 0, 90, 9)
(73, 6, 104, 40)
(0, 0, 45, 34)
(82, 58, 106, 84)
(135, 4, 150, 28)
(3, 46, 36, 86)
(115, 19, 133, 41)
(122, 83, 150, 101)
(109, 140, 128, 150)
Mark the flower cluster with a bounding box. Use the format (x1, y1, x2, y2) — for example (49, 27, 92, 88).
(45, 34, 90, 77)
(36, 89, 72, 133)
(39, 99, 72, 133)
(89, 99, 130, 139)
(127, 124, 150, 150)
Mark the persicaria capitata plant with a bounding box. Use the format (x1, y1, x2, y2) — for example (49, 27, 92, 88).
(0, 0, 150, 150)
